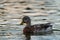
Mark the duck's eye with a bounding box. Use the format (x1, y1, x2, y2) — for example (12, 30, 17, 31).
(24, 18, 28, 20)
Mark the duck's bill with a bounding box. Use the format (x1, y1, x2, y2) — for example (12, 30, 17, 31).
(20, 22, 26, 25)
(20, 22, 24, 25)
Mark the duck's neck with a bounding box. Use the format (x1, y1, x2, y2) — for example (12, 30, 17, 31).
(26, 22, 31, 27)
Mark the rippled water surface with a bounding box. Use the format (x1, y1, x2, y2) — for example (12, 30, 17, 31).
(0, 0, 60, 40)
(0, 12, 60, 40)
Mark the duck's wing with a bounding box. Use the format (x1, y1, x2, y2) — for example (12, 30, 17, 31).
(31, 24, 45, 30)
(31, 24, 45, 27)
(43, 23, 52, 29)
(31, 23, 52, 30)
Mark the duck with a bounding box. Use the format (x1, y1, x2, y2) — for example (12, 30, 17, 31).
(20, 16, 53, 40)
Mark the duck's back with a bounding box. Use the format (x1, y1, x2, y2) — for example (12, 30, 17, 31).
(31, 23, 53, 35)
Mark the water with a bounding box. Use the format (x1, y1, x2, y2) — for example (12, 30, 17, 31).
(0, 0, 60, 40)
(0, 12, 60, 40)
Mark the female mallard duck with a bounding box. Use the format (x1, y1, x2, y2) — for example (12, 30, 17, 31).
(20, 16, 53, 40)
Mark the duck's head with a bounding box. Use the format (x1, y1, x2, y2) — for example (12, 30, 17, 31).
(20, 16, 31, 25)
